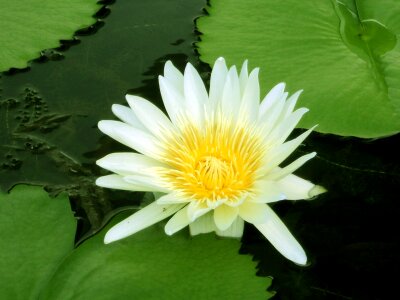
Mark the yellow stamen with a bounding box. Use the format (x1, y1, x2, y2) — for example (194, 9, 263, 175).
(160, 113, 266, 203)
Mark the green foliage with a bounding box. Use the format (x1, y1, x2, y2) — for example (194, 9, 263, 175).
(0, 0, 99, 72)
(197, 0, 400, 138)
(0, 185, 272, 299)
(42, 214, 272, 299)
(0, 185, 76, 300)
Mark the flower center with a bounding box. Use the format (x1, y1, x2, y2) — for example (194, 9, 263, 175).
(159, 115, 265, 203)
(196, 156, 231, 191)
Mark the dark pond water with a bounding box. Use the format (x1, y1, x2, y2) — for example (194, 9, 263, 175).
(0, 0, 399, 299)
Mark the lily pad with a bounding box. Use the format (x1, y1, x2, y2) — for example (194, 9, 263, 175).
(0, 0, 100, 72)
(0, 185, 272, 299)
(0, 185, 76, 299)
(197, 0, 400, 138)
(42, 213, 272, 299)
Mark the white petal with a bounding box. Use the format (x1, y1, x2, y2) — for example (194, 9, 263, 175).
(213, 205, 239, 231)
(279, 90, 303, 121)
(224, 195, 246, 207)
(250, 193, 286, 204)
(158, 75, 185, 124)
(240, 68, 260, 122)
(98, 120, 160, 159)
(275, 174, 326, 200)
(126, 95, 175, 138)
(189, 212, 216, 236)
(164, 60, 184, 93)
(96, 152, 166, 175)
(238, 202, 269, 224)
(250, 180, 286, 203)
(220, 66, 241, 118)
(268, 108, 309, 145)
(258, 92, 287, 135)
(239, 60, 248, 96)
(209, 57, 228, 107)
(187, 201, 212, 222)
(206, 198, 226, 209)
(165, 205, 190, 235)
(157, 192, 191, 204)
(254, 205, 307, 265)
(259, 82, 286, 116)
(265, 127, 316, 172)
(184, 63, 207, 127)
(123, 174, 169, 193)
(152, 192, 165, 201)
(267, 152, 316, 181)
(215, 217, 244, 238)
(111, 104, 148, 132)
(104, 202, 184, 244)
(96, 174, 154, 191)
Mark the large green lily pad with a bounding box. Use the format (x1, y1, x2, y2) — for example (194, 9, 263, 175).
(0, 185, 272, 299)
(42, 214, 272, 299)
(0, 185, 76, 300)
(197, 0, 400, 138)
(0, 0, 99, 72)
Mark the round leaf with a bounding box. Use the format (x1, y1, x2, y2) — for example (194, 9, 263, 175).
(197, 0, 400, 138)
(0, 0, 99, 72)
(0, 185, 76, 299)
(41, 212, 273, 300)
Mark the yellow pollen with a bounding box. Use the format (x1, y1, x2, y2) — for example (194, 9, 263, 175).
(159, 114, 265, 203)
(196, 156, 230, 190)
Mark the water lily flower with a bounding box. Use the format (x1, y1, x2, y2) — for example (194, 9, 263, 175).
(96, 57, 325, 265)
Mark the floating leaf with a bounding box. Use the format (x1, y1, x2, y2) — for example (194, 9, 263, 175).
(0, 185, 76, 299)
(197, 0, 400, 138)
(0, 0, 100, 72)
(41, 212, 272, 299)
(0, 185, 272, 299)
